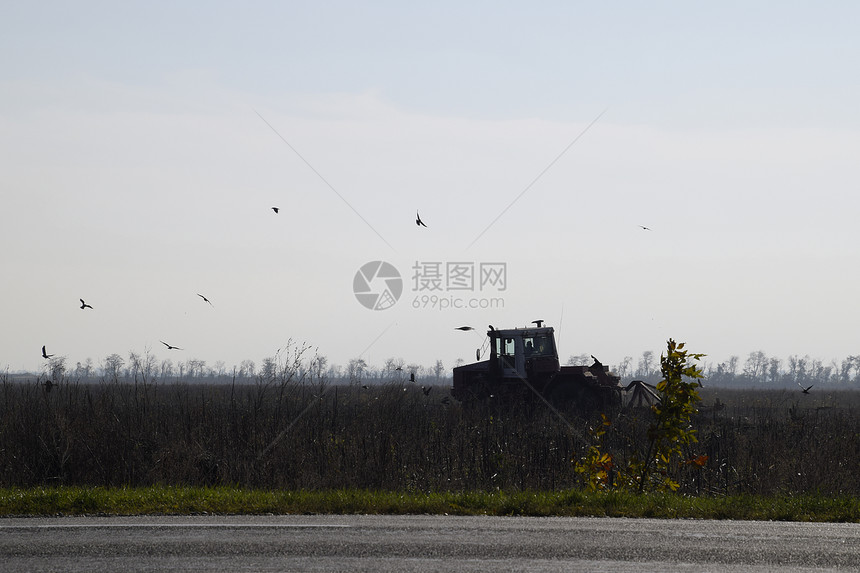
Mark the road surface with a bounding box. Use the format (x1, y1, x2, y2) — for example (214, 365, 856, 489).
(1, 514, 857, 572)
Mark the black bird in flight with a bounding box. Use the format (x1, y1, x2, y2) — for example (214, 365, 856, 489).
(422, 386, 432, 396)
(454, 326, 474, 331)
(639, 225, 652, 231)
(798, 383, 813, 394)
(197, 293, 213, 306)
(160, 341, 182, 350)
(79, 298, 93, 310)
(272, 207, 279, 214)
(409, 372, 416, 383)
(416, 210, 428, 227)
(41, 345, 54, 359)
(43, 379, 55, 393)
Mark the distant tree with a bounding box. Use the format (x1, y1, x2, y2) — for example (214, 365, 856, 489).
(145, 353, 158, 380)
(433, 359, 445, 381)
(213, 360, 227, 377)
(47, 356, 66, 382)
(238, 359, 255, 379)
(617, 356, 633, 379)
(383, 357, 402, 379)
(103, 354, 124, 382)
(809, 358, 829, 384)
(726, 356, 739, 378)
(346, 358, 367, 386)
(310, 355, 328, 381)
(260, 357, 276, 382)
(566, 354, 590, 366)
(128, 351, 143, 382)
(767, 357, 782, 385)
(837, 356, 860, 385)
(637, 351, 655, 378)
(186, 359, 206, 378)
(742, 351, 768, 382)
(74, 358, 93, 379)
(160, 359, 175, 379)
(327, 363, 343, 379)
(787, 355, 809, 384)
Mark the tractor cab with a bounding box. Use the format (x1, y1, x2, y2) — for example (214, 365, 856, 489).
(488, 322, 561, 380)
(453, 320, 623, 408)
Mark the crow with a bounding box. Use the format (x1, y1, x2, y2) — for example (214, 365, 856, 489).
(798, 383, 813, 394)
(416, 210, 428, 227)
(41, 345, 54, 359)
(409, 372, 416, 383)
(79, 298, 93, 310)
(422, 386, 432, 396)
(272, 207, 279, 214)
(454, 326, 474, 331)
(160, 341, 182, 350)
(639, 225, 652, 231)
(197, 293, 213, 306)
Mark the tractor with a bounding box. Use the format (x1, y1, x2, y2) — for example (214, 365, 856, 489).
(452, 321, 624, 414)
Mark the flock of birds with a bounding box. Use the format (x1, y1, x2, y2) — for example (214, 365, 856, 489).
(54, 203, 807, 398)
(41, 294, 211, 365)
(38, 206, 448, 388)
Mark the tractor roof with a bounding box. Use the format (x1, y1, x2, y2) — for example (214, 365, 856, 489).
(489, 326, 555, 338)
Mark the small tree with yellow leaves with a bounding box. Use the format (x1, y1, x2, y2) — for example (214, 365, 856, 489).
(637, 339, 705, 492)
(574, 339, 707, 492)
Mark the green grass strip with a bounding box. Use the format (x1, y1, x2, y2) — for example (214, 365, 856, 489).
(0, 487, 858, 522)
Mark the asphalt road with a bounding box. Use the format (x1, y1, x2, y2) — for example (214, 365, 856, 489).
(1, 514, 857, 572)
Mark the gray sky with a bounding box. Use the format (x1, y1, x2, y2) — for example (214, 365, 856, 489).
(3, 1, 859, 375)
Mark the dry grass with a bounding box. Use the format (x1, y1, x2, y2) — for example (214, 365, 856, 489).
(1, 376, 858, 497)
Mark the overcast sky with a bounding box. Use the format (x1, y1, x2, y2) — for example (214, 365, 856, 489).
(3, 1, 859, 376)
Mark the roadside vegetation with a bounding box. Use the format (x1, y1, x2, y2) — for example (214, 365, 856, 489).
(2, 486, 858, 522)
(1, 340, 858, 520)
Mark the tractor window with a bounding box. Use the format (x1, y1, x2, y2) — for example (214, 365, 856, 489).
(493, 337, 515, 356)
(528, 335, 554, 356)
(499, 338, 517, 369)
(524, 337, 536, 355)
(497, 337, 516, 370)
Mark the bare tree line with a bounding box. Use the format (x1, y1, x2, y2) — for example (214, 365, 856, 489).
(8, 342, 450, 388)
(565, 350, 860, 389)
(7, 345, 860, 390)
